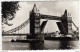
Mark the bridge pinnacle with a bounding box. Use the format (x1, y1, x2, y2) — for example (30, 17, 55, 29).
(32, 4, 39, 13)
(64, 9, 67, 17)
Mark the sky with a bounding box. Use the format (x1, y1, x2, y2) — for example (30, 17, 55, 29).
(3, 1, 79, 33)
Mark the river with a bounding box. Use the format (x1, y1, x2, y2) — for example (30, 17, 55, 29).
(2, 40, 79, 50)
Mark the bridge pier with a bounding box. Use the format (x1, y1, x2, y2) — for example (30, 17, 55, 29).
(30, 4, 44, 42)
(57, 10, 72, 36)
(29, 4, 44, 50)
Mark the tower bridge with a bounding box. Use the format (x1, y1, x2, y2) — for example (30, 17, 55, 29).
(2, 4, 78, 42)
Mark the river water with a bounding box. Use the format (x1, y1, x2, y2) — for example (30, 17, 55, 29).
(2, 40, 79, 50)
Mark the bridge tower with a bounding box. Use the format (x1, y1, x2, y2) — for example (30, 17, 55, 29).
(61, 10, 72, 35)
(30, 4, 44, 42)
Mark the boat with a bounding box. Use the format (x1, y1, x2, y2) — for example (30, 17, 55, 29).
(45, 34, 79, 41)
(11, 39, 15, 42)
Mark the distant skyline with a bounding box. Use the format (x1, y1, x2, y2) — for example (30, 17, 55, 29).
(3, 1, 79, 33)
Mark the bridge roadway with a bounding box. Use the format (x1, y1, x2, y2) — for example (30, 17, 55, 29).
(2, 33, 50, 36)
(2, 34, 30, 36)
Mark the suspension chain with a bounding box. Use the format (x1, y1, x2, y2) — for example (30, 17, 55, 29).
(4, 18, 30, 34)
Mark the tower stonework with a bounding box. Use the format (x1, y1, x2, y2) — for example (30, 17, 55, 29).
(61, 10, 68, 35)
(60, 10, 72, 35)
(67, 17, 72, 34)
(30, 4, 44, 42)
(29, 4, 44, 50)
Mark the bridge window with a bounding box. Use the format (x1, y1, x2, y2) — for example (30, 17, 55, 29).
(35, 23, 40, 27)
(35, 13, 40, 17)
(68, 23, 72, 26)
(35, 20, 40, 22)
(35, 28, 40, 33)
(67, 17, 72, 23)
(35, 22, 40, 24)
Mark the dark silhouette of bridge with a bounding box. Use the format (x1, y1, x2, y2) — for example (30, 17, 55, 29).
(2, 4, 78, 42)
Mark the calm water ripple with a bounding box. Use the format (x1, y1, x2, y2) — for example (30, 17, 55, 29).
(2, 40, 79, 50)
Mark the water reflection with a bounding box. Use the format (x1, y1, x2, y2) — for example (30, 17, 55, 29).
(29, 40, 79, 50)
(2, 40, 79, 50)
(59, 40, 79, 49)
(29, 42, 44, 50)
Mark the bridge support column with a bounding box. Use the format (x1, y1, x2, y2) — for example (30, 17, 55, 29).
(60, 10, 72, 35)
(67, 17, 72, 35)
(30, 4, 44, 42)
(29, 4, 44, 50)
(61, 10, 68, 35)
